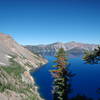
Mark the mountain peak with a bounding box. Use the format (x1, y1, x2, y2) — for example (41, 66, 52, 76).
(52, 42, 63, 45)
(25, 41, 98, 57)
(0, 32, 47, 67)
(0, 32, 10, 36)
(67, 41, 81, 44)
(0, 33, 12, 40)
(69, 41, 76, 43)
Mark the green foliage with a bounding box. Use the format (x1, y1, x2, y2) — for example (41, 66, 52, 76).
(0, 83, 6, 92)
(0, 57, 38, 100)
(27, 96, 36, 100)
(0, 82, 16, 92)
(0, 82, 37, 100)
(2, 60, 25, 79)
(51, 48, 72, 100)
(83, 46, 100, 64)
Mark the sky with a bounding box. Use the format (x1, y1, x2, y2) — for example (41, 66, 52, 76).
(0, 0, 100, 45)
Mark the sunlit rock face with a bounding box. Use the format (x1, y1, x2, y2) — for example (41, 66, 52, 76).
(0, 32, 47, 69)
(0, 33, 47, 100)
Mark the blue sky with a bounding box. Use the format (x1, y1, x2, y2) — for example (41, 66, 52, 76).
(0, 0, 100, 45)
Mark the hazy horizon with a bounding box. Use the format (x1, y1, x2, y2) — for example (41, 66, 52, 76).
(25, 41, 100, 46)
(0, 32, 100, 45)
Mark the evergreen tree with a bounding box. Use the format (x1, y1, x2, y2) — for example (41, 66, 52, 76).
(83, 46, 100, 64)
(83, 46, 100, 97)
(51, 48, 72, 100)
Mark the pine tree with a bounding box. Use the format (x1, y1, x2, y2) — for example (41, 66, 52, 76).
(51, 48, 71, 100)
(83, 46, 100, 64)
(83, 46, 100, 96)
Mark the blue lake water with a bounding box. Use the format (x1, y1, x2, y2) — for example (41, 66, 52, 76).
(31, 56, 100, 100)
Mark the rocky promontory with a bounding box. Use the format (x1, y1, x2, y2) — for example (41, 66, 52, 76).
(0, 33, 47, 100)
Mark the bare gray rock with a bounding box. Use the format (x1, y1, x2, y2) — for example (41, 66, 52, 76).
(25, 41, 98, 57)
(0, 33, 47, 100)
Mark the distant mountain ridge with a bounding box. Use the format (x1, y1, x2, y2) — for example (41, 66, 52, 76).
(25, 41, 98, 57)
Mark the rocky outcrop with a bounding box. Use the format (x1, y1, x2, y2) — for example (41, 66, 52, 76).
(0, 33, 47, 68)
(0, 33, 47, 100)
(25, 41, 98, 57)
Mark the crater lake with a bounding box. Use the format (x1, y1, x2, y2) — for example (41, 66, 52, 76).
(31, 56, 100, 100)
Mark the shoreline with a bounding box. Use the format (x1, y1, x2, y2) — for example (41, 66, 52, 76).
(28, 62, 48, 100)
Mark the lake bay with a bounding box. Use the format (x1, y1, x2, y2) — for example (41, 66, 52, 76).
(31, 56, 100, 100)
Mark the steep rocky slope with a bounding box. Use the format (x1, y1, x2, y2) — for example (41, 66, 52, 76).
(0, 33, 47, 100)
(25, 41, 98, 57)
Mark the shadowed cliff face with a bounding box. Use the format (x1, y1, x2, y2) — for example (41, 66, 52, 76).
(0, 33, 47, 100)
(25, 41, 98, 57)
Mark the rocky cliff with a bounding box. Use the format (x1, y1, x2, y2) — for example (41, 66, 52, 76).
(0, 33, 47, 100)
(25, 41, 98, 57)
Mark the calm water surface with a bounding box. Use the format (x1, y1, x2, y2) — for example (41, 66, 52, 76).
(31, 56, 100, 100)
